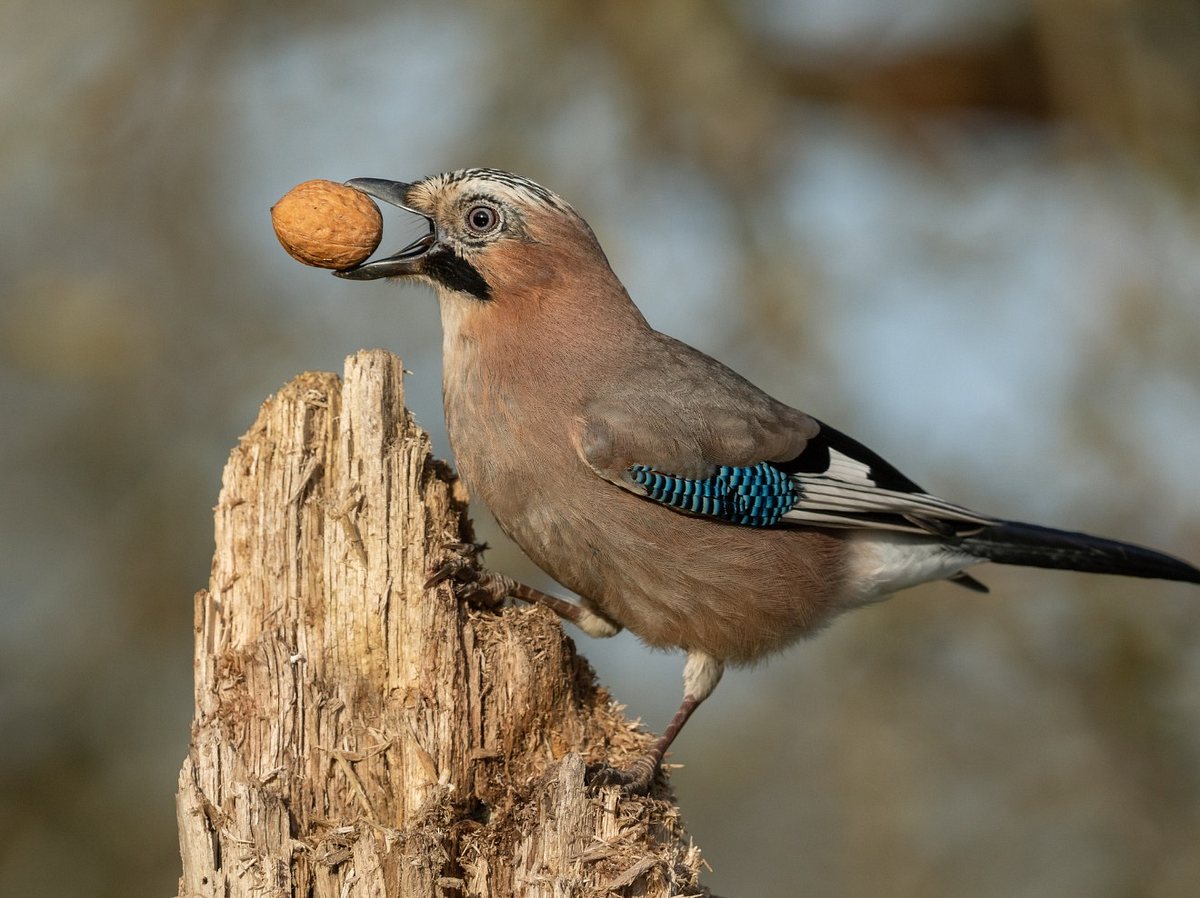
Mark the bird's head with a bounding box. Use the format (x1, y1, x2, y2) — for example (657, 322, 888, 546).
(335, 168, 613, 308)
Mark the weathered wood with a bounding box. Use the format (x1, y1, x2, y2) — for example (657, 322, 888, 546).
(175, 349, 708, 898)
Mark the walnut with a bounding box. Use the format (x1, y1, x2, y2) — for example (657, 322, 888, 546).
(270, 180, 383, 270)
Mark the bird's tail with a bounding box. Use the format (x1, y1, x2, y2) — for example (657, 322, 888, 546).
(956, 521, 1200, 584)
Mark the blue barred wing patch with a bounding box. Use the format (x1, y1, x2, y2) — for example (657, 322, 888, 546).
(627, 462, 797, 527)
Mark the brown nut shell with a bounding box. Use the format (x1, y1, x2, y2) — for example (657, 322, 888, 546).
(270, 179, 383, 270)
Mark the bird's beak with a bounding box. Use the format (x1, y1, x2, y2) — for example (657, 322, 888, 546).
(334, 178, 436, 280)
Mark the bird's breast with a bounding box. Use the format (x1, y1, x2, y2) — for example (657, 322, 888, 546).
(440, 327, 580, 534)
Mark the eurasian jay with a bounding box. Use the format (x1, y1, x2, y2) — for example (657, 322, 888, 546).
(336, 168, 1200, 793)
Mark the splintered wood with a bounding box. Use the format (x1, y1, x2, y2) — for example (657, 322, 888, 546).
(175, 349, 709, 898)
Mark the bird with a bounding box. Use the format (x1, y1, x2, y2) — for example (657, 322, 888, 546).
(335, 168, 1200, 793)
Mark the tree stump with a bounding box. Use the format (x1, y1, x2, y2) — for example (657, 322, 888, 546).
(175, 349, 709, 897)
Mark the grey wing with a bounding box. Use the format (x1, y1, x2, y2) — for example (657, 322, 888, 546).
(574, 333, 996, 537)
(574, 332, 818, 484)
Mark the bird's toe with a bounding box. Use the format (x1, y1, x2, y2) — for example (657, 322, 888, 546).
(585, 756, 660, 796)
(424, 546, 506, 610)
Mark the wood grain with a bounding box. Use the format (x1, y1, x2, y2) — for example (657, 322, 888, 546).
(175, 349, 709, 897)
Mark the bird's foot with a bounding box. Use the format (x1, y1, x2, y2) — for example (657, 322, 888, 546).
(585, 755, 660, 796)
(427, 548, 623, 638)
(425, 544, 507, 610)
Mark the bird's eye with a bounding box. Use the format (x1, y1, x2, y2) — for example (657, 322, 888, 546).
(465, 205, 500, 234)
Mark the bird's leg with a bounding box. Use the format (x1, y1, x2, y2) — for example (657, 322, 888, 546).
(588, 650, 724, 795)
(426, 547, 621, 638)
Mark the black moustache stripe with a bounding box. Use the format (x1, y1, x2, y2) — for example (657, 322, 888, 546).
(423, 249, 492, 302)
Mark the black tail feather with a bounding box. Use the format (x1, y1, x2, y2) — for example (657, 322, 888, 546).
(957, 521, 1200, 585)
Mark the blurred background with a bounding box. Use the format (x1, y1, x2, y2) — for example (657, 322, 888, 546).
(3, 1, 1200, 895)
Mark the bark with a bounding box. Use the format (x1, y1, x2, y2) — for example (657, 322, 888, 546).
(175, 349, 709, 898)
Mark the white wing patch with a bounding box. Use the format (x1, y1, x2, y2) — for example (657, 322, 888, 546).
(781, 449, 996, 535)
(824, 448, 874, 484)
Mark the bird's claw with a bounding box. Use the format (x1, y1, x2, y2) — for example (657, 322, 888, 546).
(585, 757, 660, 796)
(424, 558, 471, 589)
(424, 540, 488, 588)
(425, 546, 507, 610)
